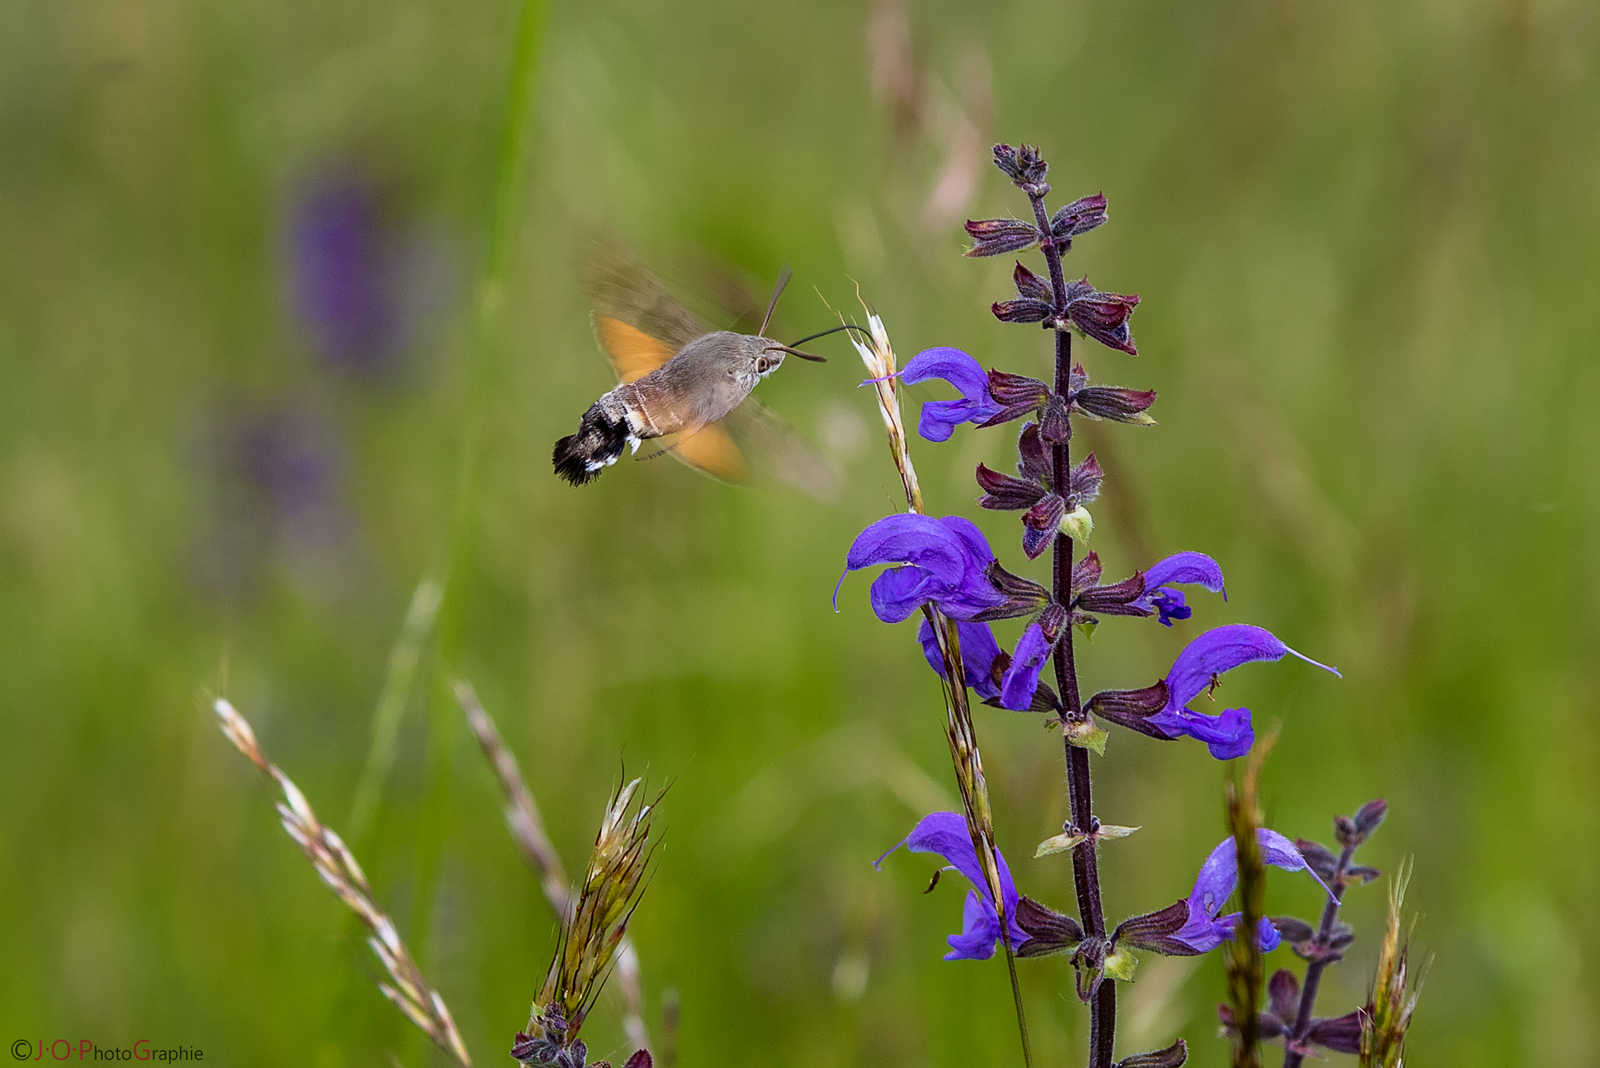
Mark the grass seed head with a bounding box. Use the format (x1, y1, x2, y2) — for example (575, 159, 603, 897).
(519, 777, 660, 1065)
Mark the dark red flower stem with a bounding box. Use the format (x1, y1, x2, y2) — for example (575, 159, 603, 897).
(1281, 842, 1356, 1068)
(1030, 187, 1117, 1068)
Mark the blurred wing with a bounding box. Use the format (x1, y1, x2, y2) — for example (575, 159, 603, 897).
(577, 226, 707, 364)
(593, 315, 675, 384)
(639, 421, 750, 484)
(722, 396, 839, 500)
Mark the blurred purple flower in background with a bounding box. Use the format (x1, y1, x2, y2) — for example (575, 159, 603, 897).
(1168, 829, 1333, 955)
(193, 401, 355, 600)
(877, 811, 1024, 961)
(285, 162, 455, 377)
(289, 167, 397, 373)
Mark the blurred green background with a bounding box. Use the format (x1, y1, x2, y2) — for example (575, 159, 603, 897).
(2, 0, 1596, 1064)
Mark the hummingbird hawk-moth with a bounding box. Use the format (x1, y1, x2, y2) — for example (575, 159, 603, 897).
(553, 231, 842, 497)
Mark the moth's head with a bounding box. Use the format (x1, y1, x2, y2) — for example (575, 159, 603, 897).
(753, 335, 828, 376)
(753, 337, 786, 378)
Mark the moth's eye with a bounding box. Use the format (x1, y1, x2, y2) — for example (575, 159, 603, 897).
(756, 357, 772, 373)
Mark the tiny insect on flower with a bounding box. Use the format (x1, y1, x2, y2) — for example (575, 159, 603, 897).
(1166, 830, 1334, 955)
(877, 812, 1025, 961)
(1144, 624, 1340, 759)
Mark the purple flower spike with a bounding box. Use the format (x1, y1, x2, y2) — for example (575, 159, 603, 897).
(1135, 551, 1227, 627)
(1171, 829, 1335, 955)
(999, 622, 1054, 711)
(898, 348, 1003, 442)
(841, 514, 1005, 622)
(1146, 624, 1340, 759)
(917, 618, 1004, 702)
(877, 812, 1023, 961)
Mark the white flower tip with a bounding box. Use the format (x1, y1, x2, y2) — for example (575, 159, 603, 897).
(1286, 645, 1341, 678)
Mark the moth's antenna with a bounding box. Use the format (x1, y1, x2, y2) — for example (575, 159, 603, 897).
(758, 266, 792, 337)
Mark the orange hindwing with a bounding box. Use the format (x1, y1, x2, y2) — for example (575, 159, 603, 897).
(594, 315, 676, 384)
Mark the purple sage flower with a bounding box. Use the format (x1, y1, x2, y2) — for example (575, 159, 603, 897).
(896, 347, 1003, 441)
(1146, 624, 1341, 759)
(1170, 829, 1334, 955)
(917, 618, 1004, 702)
(1133, 551, 1227, 626)
(915, 617, 1058, 712)
(840, 514, 1005, 622)
(999, 621, 1054, 711)
(876, 812, 1023, 961)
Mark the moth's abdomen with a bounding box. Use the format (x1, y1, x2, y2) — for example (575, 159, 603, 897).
(553, 387, 664, 486)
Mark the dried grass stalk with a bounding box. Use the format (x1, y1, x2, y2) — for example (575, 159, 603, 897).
(454, 678, 649, 1053)
(852, 310, 1026, 1064)
(211, 698, 472, 1068)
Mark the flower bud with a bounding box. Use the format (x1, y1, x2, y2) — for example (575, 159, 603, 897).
(1076, 571, 1150, 616)
(1337, 797, 1388, 846)
(1016, 422, 1051, 483)
(992, 298, 1054, 324)
(1062, 282, 1141, 355)
(1040, 394, 1072, 444)
(975, 463, 1045, 511)
(1012, 261, 1053, 302)
(1071, 551, 1104, 595)
(1355, 798, 1389, 834)
(1269, 967, 1301, 1022)
(1059, 504, 1093, 544)
(1269, 915, 1316, 945)
(1014, 895, 1083, 957)
(1307, 1010, 1363, 1054)
(964, 217, 1041, 257)
(1111, 899, 1191, 955)
(1074, 385, 1158, 424)
(1084, 682, 1171, 739)
(1070, 453, 1104, 506)
(991, 142, 1049, 190)
(1114, 1039, 1188, 1068)
(1022, 493, 1067, 559)
(986, 369, 1051, 409)
(1051, 193, 1109, 240)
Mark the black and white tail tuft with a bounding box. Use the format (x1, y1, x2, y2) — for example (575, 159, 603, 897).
(553, 404, 632, 486)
